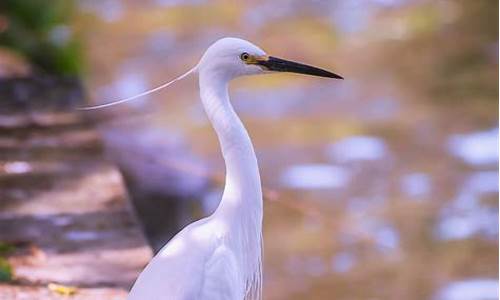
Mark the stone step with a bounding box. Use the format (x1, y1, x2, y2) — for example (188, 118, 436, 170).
(0, 115, 152, 299)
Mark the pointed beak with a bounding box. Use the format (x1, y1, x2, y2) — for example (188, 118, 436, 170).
(256, 56, 343, 79)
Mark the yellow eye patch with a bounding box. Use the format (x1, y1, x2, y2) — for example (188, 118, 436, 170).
(240, 53, 268, 64)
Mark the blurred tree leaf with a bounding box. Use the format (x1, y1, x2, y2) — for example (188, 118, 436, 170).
(0, 242, 15, 256)
(0, 0, 83, 76)
(0, 257, 12, 282)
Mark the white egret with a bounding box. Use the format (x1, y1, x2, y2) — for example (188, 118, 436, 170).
(82, 37, 342, 300)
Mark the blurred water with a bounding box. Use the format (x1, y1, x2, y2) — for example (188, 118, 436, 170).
(434, 279, 499, 300)
(327, 136, 388, 163)
(447, 128, 499, 166)
(3, 161, 32, 174)
(78, 0, 499, 299)
(436, 171, 499, 241)
(280, 164, 350, 190)
(373, 224, 399, 253)
(401, 172, 431, 199)
(331, 251, 356, 273)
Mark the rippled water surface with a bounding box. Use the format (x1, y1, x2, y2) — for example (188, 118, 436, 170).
(78, 0, 498, 299)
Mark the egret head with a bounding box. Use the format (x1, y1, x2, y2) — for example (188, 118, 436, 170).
(198, 37, 343, 80)
(79, 37, 342, 110)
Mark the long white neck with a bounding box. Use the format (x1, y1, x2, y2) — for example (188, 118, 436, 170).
(199, 71, 263, 217)
(199, 70, 263, 299)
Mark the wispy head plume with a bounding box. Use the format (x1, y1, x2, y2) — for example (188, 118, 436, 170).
(78, 65, 198, 110)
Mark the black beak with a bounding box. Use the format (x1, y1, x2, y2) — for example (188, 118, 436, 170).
(257, 56, 343, 79)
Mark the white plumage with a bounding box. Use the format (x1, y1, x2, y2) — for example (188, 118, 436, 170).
(82, 37, 341, 300)
(128, 38, 266, 300)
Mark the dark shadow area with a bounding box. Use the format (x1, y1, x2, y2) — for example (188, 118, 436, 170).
(0, 210, 144, 254)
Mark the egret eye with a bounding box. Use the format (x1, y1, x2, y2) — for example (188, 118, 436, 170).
(240, 52, 250, 61)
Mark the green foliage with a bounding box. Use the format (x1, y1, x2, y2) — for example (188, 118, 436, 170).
(0, 242, 14, 282)
(0, 257, 12, 282)
(0, 0, 83, 76)
(0, 242, 14, 256)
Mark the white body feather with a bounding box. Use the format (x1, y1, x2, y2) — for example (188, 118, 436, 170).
(128, 38, 265, 300)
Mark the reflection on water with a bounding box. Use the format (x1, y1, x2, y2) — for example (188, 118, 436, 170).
(356, 217, 400, 253)
(373, 224, 399, 253)
(331, 251, 356, 273)
(467, 171, 499, 194)
(434, 278, 499, 300)
(280, 164, 350, 190)
(447, 128, 499, 166)
(3, 161, 32, 174)
(79, 0, 498, 299)
(437, 171, 499, 241)
(401, 172, 431, 199)
(327, 136, 387, 162)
